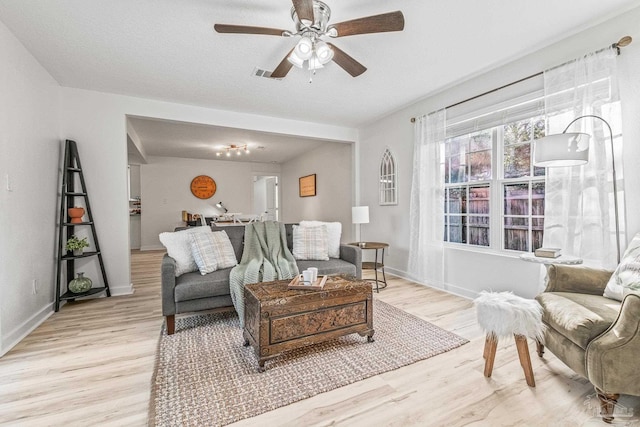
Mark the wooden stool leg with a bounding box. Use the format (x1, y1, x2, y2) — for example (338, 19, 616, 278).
(483, 334, 498, 378)
(536, 340, 544, 357)
(514, 334, 535, 387)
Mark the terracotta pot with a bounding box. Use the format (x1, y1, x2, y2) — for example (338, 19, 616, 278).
(68, 207, 85, 224)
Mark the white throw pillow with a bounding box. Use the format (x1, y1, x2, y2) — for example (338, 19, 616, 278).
(159, 227, 212, 277)
(190, 230, 237, 275)
(292, 225, 329, 261)
(604, 232, 640, 301)
(300, 220, 342, 258)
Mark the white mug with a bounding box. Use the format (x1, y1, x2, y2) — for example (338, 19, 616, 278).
(308, 267, 318, 282)
(302, 270, 313, 285)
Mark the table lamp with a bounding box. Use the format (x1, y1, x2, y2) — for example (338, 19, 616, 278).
(352, 206, 370, 247)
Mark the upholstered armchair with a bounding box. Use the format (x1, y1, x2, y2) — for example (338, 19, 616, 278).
(535, 264, 640, 423)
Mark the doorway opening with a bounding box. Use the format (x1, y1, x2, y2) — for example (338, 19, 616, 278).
(253, 175, 279, 221)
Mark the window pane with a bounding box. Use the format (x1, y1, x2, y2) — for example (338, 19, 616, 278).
(448, 215, 466, 243)
(469, 186, 490, 214)
(504, 183, 529, 215)
(504, 121, 532, 145)
(469, 216, 490, 246)
(469, 131, 491, 181)
(504, 144, 532, 178)
(447, 187, 467, 214)
(445, 136, 468, 184)
(532, 182, 545, 215)
(532, 218, 544, 250)
(504, 217, 529, 251)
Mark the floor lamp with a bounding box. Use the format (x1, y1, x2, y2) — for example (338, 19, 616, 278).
(352, 206, 369, 247)
(533, 114, 621, 264)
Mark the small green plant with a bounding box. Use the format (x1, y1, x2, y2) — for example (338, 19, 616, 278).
(66, 235, 89, 251)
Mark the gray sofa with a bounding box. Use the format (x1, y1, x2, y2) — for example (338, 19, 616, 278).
(161, 223, 362, 334)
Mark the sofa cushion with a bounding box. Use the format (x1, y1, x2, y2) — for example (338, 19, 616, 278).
(159, 226, 212, 276)
(292, 225, 329, 261)
(174, 267, 233, 302)
(296, 258, 356, 278)
(536, 292, 620, 350)
(300, 220, 342, 258)
(190, 230, 237, 275)
(604, 232, 640, 301)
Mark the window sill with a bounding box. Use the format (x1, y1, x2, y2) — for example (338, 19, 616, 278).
(443, 242, 526, 260)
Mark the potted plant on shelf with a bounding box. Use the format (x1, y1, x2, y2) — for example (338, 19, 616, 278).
(66, 235, 89, 256)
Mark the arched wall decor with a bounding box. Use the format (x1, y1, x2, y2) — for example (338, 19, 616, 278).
(379, 148, 397, 205)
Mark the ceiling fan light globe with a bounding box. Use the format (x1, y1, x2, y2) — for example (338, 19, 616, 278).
(308, 55, 324, 70)
(287, 51, 305, 68)
(315, 41, 333, 64)
(294, 37, 314, 60)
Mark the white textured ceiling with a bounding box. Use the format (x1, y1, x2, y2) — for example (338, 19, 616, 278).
(127, 116, 338, 164)
(1, 0, 639, 130)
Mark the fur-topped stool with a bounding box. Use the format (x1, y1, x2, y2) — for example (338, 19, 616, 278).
(474, 291, 544, 387)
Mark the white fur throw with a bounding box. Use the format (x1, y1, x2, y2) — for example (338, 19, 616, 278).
(474, 291, 544, 340)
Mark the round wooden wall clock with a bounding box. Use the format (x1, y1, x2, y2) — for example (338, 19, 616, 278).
(190, 175, 217, 199)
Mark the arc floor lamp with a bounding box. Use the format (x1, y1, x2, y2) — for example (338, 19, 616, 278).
(533, 114, 621, 264)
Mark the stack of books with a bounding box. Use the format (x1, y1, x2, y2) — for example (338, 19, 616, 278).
(534, 247, 562, 258)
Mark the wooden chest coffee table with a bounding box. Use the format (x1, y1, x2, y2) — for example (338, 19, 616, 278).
(243, 275, 374, 371)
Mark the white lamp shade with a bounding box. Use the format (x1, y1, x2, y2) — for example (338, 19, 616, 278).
(352, 206, 370, 224)
(315, 41, 334, 64)
(294, 37, 313, 60)
(534, 133, 590, 167)
(308, 54, 324, 70)
(287, 51, 304, 68)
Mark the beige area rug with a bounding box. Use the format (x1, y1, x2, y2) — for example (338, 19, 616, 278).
(150, 300, 468, 426)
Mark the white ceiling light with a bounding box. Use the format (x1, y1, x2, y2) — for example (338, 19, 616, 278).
(216, 144, 250, 157)
(288, 36, 333, 72)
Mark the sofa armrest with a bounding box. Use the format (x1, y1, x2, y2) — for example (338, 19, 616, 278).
(544, 264, 613, 295)
(161, 254, 178, 316)
(339, 244, 362, 279)
(586, 293, 640, 395)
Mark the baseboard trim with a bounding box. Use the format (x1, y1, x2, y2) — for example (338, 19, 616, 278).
(140, 245, 164, 251)
(1, 304, 53, 358)
(110, 282, 134, 296)
(384, 267, 478, 300)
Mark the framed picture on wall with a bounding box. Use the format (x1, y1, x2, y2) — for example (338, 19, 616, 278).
(299, 174, 316, 197)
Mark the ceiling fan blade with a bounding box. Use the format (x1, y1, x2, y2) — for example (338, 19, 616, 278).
(270, 48, 295, 79)
(214, 24, 287, 36)
(327, 43, 367, 77)
(292, 0, 314, 24)
(330, 11, 405, 37)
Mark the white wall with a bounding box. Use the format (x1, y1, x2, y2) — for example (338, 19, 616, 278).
(358, 7, 640, 299)
(281, 142, 355, 243)
(139, 156, 280, 249)
(58, 88, 357, 294)
(0, 21, 60, 355)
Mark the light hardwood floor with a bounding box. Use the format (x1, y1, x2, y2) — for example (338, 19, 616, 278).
(1, 250, 638, 426)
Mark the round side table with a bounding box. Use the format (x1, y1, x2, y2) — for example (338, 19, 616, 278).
(348, 242, 388, 293)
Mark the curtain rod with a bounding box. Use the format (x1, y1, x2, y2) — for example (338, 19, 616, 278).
(410, 35, 632, 123)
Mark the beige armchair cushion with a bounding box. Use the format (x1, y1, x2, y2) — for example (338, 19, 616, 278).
(536, 292, 620, 349)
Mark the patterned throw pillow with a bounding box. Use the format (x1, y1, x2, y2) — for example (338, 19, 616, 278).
(159, 226, 212, 277)
(292, 225, 329, 261)
(604, 232, 640, 301)
(300, 220, 342, 258)
(190, 230, 238, 275)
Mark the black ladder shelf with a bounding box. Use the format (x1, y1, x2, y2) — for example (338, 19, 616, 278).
(55, 139, 111, 311)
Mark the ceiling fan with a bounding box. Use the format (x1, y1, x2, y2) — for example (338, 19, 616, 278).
(214, 0, 404, 80)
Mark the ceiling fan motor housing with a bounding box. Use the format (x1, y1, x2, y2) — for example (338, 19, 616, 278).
(291, 0, 331, 33)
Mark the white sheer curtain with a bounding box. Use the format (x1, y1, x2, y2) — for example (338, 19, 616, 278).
(542, 47, 624, 270)
(408, 110, 446, 286)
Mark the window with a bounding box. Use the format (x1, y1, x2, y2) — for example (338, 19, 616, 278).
(379, 148, 397, 205)
(443, 116, 546, 252)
